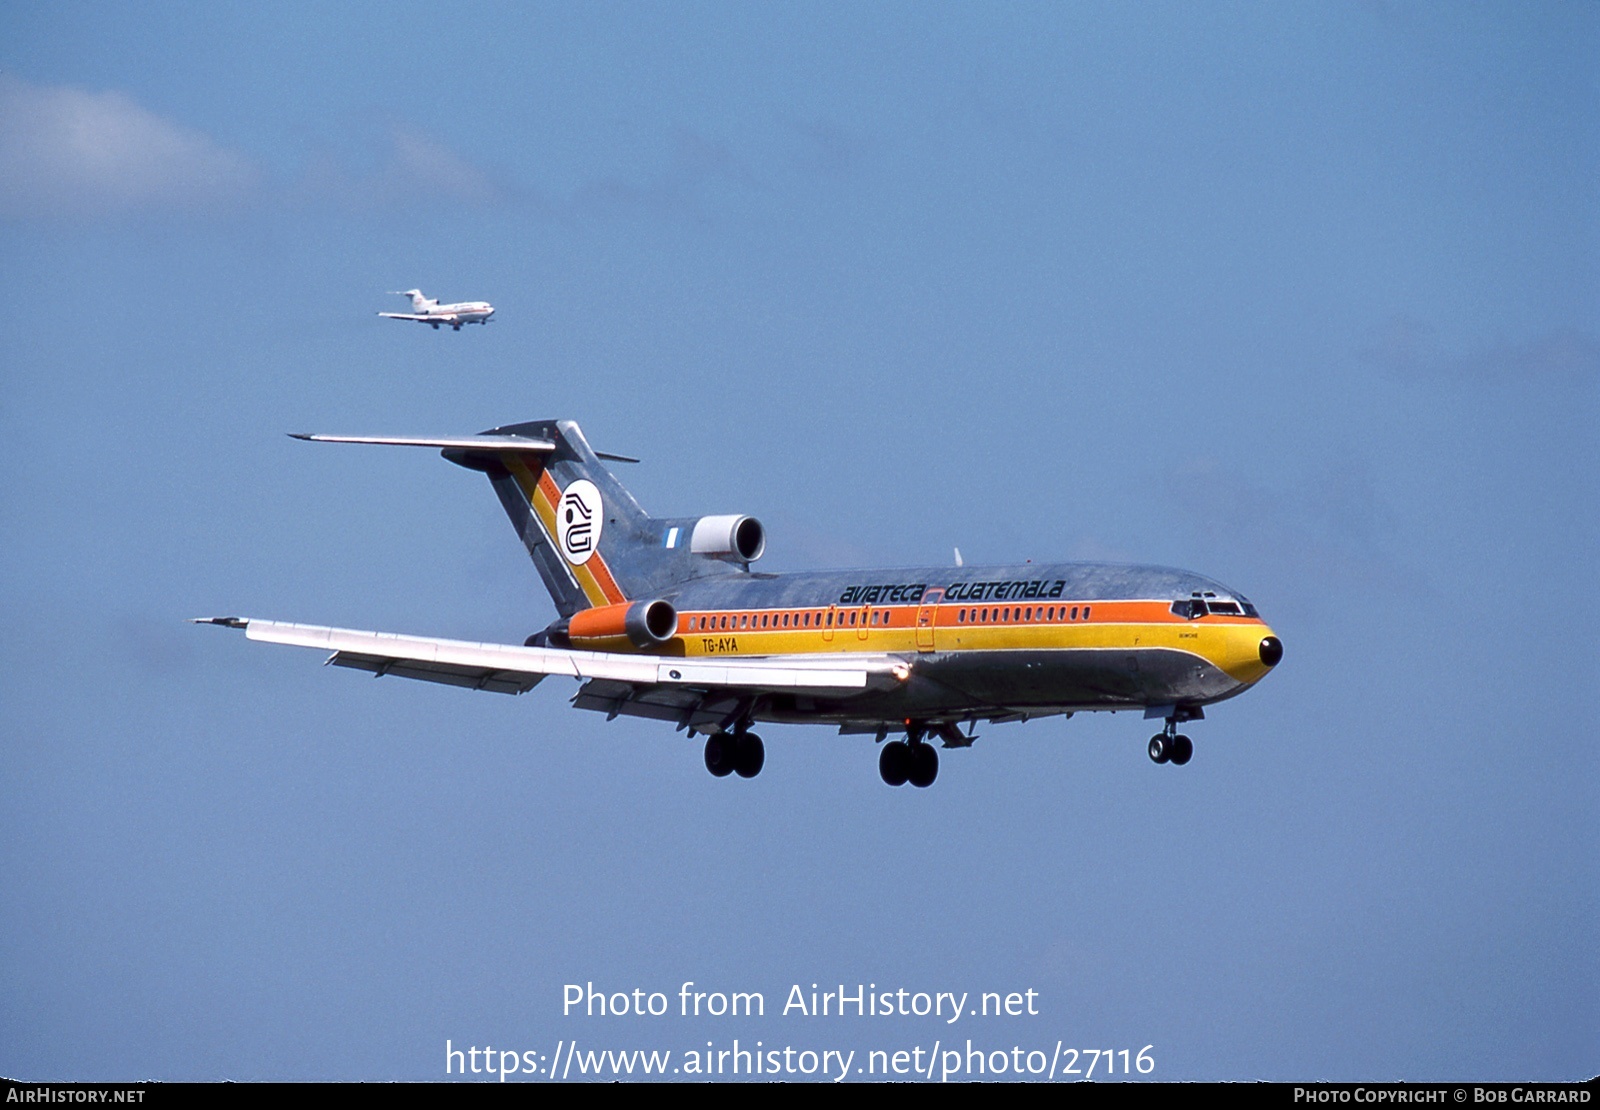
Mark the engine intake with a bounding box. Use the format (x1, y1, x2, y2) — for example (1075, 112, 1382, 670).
(691, 514, 766, 563)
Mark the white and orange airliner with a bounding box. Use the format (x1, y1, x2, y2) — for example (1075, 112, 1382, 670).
(378, 289, 494, 330)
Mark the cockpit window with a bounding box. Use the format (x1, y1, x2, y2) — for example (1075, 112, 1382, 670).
(1172, 596, 1249, 618)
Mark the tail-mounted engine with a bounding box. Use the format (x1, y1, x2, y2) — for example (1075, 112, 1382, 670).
(690, 514, 766, 563)
(541, 599, 679, 651)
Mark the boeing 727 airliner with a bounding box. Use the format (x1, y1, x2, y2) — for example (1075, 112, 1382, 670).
(197, 420, 1282, 787)
(378, 289, 494, 330)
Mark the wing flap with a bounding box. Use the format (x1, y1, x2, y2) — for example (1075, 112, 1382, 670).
(328, 651, 542, 695)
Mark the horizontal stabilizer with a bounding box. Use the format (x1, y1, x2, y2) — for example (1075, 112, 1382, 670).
(288, 433, 556, 453)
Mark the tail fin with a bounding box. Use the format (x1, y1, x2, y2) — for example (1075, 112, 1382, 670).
(392, 289, 432, 311)
(445, 420, 764, 617)
(300, 420, 764, 618)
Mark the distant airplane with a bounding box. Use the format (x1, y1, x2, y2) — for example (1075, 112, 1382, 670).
(196, 420, 1282, 788)
(378, 289, 494, 330)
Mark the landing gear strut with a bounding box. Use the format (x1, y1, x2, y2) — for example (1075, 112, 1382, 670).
(1147, 717, 1194, 766)
(879, 726, 939, 788)
(704, 726, 764, 779)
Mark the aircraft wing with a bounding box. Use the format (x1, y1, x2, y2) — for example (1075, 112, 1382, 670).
(378, 312, 452, 323)
(193, 618, 910, 703)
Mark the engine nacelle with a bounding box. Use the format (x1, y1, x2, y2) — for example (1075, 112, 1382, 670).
(690, 514, 766, 563)
(565, 599, 679, 650)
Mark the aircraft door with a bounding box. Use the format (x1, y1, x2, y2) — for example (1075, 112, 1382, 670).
(823, 605, 836, 643)
(916, 588, 944, 652)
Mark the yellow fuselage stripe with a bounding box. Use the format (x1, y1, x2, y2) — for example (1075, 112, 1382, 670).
(674, 606, 1275, 685)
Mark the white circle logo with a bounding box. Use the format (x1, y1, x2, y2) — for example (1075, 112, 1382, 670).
(557, 479, 604, 565)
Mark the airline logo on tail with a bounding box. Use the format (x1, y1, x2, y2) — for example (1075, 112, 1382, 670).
(558, 480, 603, 565)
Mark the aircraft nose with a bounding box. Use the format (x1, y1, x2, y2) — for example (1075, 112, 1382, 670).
(1259, 635, 1283, 667)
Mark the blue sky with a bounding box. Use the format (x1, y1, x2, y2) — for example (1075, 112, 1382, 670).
(2, 1, 1595, 1082)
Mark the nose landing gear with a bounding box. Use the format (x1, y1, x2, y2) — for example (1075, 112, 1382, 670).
(1148, 717, 1194, 766)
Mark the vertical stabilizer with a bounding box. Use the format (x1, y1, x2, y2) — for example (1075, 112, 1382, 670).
(445, 420, 764, 617)
(444, 420, 649, 617)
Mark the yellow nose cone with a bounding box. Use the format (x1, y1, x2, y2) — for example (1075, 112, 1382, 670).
(1217, 624, 1283, 684)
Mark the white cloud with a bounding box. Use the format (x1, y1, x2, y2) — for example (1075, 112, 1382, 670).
(290, 123, 513, 212)
(386, 127, 504, 203)
(0, 75, 258, 218)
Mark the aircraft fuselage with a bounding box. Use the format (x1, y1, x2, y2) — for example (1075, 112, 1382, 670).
(568, 562, 1276, 730)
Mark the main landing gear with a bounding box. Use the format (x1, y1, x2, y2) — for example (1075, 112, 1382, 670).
(1147, 719, 1194, 766)
(879, 727, 939, 788)
(704, 726, 764, 779)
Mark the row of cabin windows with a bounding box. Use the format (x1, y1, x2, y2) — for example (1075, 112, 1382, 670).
(957, 605, 1090, 624)
(687, 609, 861, 632)
(683, 604, 1093, 632)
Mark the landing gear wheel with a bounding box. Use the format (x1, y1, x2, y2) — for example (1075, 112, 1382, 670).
(907, 743, 939, 788)
(704, 733, 736, 777)
(734, 732, 765, 778)
(879, 741, 910, 786)
(1148, 735, 1171, 764)
(1169, 734, 1193, 766)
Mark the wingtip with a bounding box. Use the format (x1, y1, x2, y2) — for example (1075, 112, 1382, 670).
(190, 616, 248, 628)
(288, 433, 313, 441)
